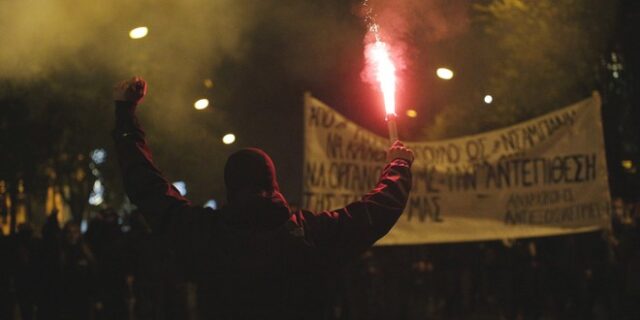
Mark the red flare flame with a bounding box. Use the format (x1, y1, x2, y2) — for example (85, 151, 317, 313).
(369, 40, 396, 116)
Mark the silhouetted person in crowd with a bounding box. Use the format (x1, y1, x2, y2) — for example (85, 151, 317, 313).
(0, 228, 16, 320)
(112, 77, 413, 319)
(14, 223, 40, 320)
(59, 221, 96, 320)
(39, 210, 63, 320)
(86, 208, 129, 320)
(40, 211, 97, 320)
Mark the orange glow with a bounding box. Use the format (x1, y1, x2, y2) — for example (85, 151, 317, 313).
(406, 109, 418, 118)
(369, 40, 396, 115)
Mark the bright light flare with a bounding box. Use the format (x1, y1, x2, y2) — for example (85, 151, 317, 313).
(194, 98, 209, 110)
(369, 40, 397, 115)
(204, 199, 218, 209)
(484, 95, 493, 104)
(222, 133, 236, 145)
(88, 180, 105, 206)
(90, 148, 107, 165)
(436, 67, 454, 80)
(129, 27, 148, 39)
(172, 181, 187, 196)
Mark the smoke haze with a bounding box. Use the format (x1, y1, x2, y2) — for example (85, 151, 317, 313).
(0, 0, 256, 78)
(0, 0, 471, 203)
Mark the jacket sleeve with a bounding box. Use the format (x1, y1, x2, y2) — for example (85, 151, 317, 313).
(112, 101, 205, 241)
(299, 158, 412, 262)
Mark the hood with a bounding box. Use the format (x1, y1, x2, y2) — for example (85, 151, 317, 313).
(222, 148, 290, 229)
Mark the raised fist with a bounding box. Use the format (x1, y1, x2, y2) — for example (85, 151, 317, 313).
(387, 140, 414, 164)
(113, 76, 147, 105)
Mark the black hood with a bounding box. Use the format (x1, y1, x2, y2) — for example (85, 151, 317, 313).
(222, 148, 290, 229)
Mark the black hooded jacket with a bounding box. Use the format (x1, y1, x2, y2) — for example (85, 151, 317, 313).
(113, 101, 412, 319)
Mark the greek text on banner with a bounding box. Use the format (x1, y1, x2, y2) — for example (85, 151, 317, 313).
(302, 92, 611, 245)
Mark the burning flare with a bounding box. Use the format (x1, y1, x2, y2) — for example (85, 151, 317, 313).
(362, 0, 400, 142)
(369, 39, 397, 116)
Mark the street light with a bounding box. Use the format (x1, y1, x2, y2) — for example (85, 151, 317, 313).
(436, 67, 454, 80)
(194, 98, 209, 110)
(129, 27, 149, 39)
(222, 133, 236, 145)
(484, 95, 493, 104)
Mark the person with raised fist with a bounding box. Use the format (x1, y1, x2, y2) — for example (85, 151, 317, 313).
(112, 77, 413, 319)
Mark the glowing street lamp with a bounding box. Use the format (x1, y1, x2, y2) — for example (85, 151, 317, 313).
(129, 27, 149, 39)
(484, 95, 493, 104)
(222, 133, 236, 145)
(436, 67, 454, 80)
(194, 98, 209, 110)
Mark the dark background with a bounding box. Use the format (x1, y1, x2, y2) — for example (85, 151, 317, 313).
(0, 0, 637, 223)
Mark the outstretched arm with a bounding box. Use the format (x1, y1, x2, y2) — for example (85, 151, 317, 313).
(299, 141, 413, 262)
(112, 77, 194, 230)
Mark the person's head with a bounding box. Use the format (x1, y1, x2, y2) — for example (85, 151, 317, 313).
(224, 148, 281, 203)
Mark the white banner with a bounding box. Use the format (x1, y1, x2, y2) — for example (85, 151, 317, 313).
(302, 93, 611, 245)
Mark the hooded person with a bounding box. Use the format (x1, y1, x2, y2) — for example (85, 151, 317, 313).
(222, 148, 292, 229)
(112, 77, 414, 319)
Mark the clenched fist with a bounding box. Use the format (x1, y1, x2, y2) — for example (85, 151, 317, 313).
(387, 140, 414, 164)
(113, 76, 147, 105)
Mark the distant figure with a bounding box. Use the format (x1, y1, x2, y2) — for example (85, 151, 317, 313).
(0, 228, 16, 320)
(40, 212, 97, 320)
(112, 77, 413, 319)
(39, 210, 62, 320)
(86, 208, 128, 320)
(14, 223, 40, 320)
(58, 221, 96, 320)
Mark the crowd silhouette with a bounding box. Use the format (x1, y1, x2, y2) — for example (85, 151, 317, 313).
(0, 198, 638, 320)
